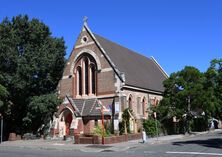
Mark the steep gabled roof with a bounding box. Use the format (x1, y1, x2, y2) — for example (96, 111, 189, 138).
(93, 33, 168, 93)
(67, 97, 111, 117)
(82, 22, 168, 93)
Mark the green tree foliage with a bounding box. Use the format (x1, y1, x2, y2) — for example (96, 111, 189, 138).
(158, 62, 222, 133)
(119, 108, 134, 134)
(204, 59, 222, 119)
(143, 118, 160, 137)
(0, 15, 66, 134)
(159, 66, 205, 133)
(24, 93, 62, 134)
(0, 83, 9, 108)
(160, 66, 204, 116)
(93, 125, 111, 137)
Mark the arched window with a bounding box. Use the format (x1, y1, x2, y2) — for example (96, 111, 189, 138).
(77, 67, 82, 95)
(91, 65, 96, 94)
(128, 95, 133, 109)
(137, 97, 141, 114)
(142, 98, 146, 116)
(84, 59, 89, 95)
(74, 53, 97, 97)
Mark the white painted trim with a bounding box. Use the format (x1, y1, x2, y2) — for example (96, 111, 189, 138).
(126, 93, 133, 101)
(150, 56, 169, 78)
(141, 96, 146, 102)
(83, 23, 125, 82)
(70, 48, 102, 75)
(96, 94, 116, 99)
(64, 106, 74, 115)
(80, 35, 89, 44)
(62, 98, 69, 104)
(59, 106, 75, 121)
(68, 94, 115, 100)
(123, 85, 163, 95)
(80, 101, 86, 115)
(166, 151, 222, 156)
(100, 68, 113, 73)
(62, 76, 70, 79)
(75, 41, 95, 49)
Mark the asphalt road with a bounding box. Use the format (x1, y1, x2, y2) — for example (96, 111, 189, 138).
(0, 131, 221, 157)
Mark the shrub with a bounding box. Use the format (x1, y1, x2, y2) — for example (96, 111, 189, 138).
(93, 125, 111, 137)
(143, 119, 160, 137)
(119, 108, 134, 135)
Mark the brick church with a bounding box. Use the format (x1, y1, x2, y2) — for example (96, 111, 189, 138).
(50, 19, 168, 138)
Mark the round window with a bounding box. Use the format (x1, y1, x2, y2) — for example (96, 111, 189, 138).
(81, 36, 88, 44)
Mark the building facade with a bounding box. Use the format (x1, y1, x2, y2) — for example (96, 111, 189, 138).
(51, 20, 168, 138)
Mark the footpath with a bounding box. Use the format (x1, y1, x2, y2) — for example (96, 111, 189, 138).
(0, 129, 221, 152)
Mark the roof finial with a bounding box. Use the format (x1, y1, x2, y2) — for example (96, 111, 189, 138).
(83, 16, 88, 25)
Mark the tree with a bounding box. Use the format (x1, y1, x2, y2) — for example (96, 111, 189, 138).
(119, 108, 134, 134)
(159, 66, 205, 133)
(204, 59, 222, 119)
(24, 93, 62, 134)
(0, 83, 9, 109)
(0, 15, 66, 134)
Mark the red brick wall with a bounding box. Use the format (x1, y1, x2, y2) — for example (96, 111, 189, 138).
(59, 78, 73, 98)
(74, 119, 83, 134)
(76, 133, 142, 144)
(97, 71, 116, 95)
(59, 29, 117, 99)
(83, 119, 95, 134)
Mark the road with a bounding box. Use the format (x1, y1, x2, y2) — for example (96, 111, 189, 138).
(0, 130, 221, 157)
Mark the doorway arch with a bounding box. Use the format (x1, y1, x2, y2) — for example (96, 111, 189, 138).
(59, 108, 73, 136)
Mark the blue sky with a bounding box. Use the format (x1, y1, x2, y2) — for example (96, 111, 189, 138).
(0, 0, 221, 75)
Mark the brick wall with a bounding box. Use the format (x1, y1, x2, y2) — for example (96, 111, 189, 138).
(97, 71, 115, 95)
(123, 89, 163, 118)
(59, 27, 117, 99)
(75, 133, 142, 144)
(83, 119, 94, 134)
(59, 78, 73, 98)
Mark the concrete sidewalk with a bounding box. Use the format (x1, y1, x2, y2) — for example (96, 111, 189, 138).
(0, 129, 221, 152)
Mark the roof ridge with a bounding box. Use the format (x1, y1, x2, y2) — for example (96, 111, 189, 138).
(65, 95, 81, 116)
(88, 99, 97, 115)
(150, 56, 169, 78)
(81, 100, 86, 115)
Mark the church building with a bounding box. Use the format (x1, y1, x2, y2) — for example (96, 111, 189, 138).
(51, 19, 168, 138)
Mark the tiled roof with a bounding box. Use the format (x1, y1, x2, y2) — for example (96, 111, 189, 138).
(93, 33, 167, 93)
(68, 97, 111, 117)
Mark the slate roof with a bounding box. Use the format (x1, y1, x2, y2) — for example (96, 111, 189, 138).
(93, 33, 167, 93)
(67, 97, 111, 117)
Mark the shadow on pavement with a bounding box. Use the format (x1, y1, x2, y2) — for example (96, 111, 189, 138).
(173, 138, 222, 149)
(86, 145, 112, 149)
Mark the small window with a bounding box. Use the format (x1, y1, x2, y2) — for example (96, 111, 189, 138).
(142, 98, 146, 116)
(91, 65, 96, 94)
(81, 36, 88, 44)
(137, 97, 141, 114)
(77, 66, 82, 95)
(128, 96, 132, 109)
(85, 59, 89, 95)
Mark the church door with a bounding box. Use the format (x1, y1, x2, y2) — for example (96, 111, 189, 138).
(65, 112, 72, 136)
